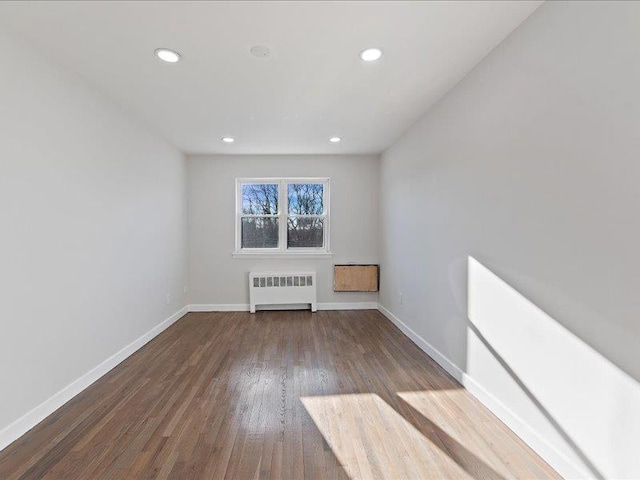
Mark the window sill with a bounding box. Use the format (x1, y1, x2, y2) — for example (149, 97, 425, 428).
(232, 251, 333, 259)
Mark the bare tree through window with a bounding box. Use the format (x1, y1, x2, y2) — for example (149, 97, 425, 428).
(241, 184, 278, 248)
(288, 183, 324, 248)
(237, 179, 328, 251)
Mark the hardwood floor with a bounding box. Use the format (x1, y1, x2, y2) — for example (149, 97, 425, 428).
(0, 310, 560, 479)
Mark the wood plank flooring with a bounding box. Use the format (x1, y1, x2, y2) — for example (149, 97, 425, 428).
(0, 310, 560, 479)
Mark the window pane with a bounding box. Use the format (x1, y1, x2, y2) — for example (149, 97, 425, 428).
(242, 183, 278, 214)
(287, 217, 324, 248)
(241, 217, 279, 248)
(288, 183, 323, 215)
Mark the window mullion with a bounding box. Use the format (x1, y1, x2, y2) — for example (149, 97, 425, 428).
(279, 179, 287, 252)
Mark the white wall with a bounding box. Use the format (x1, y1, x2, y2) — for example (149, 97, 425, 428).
(379, 1, 640, 479)
(0, 29, 188, 442)
(188, 154, 379, 308)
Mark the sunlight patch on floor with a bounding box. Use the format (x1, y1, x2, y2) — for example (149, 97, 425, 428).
(397, 390, 514, 479)
(301, 393, 472, 480)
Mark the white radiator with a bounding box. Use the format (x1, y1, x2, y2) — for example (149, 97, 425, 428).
(249, 271, 317, 313)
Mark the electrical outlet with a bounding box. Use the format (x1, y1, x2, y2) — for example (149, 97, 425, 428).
(183, 286, 188, 294)
(399, 292, 403, 305)
(166, 294, 171, 305)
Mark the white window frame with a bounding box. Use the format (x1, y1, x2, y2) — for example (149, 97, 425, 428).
(233, 177, 331, 258)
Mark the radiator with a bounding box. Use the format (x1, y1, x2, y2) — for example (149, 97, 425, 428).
(249, 271, 317, 313)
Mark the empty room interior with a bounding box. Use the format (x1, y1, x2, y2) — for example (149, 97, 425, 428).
(1, 1, 639, 479)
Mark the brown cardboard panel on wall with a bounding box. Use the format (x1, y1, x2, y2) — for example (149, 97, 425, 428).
(334, 265, 379, 292)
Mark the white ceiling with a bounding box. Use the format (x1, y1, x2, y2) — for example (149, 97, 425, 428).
(0, 1, 542, 154)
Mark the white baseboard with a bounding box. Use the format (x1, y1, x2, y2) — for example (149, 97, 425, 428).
(0, 306, 189, 453)
(188, 304, 250, 312)
(376, 303, 588, 480)
(318, 302, 378, 310)
(461, 374, 588, 479)
(377, 304, 464, 383)
(188, 302, 379, 312)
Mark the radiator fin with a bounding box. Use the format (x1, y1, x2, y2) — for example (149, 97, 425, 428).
(251, 274, 313, 287)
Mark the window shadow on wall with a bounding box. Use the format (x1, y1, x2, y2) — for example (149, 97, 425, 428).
(466, 256, 640, 479)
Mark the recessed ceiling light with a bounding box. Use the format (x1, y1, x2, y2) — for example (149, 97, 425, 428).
(155, 48, 181, 63)
(222, 137, 235, 143)
(329, 137, 342, 143)
(360, 48, 382, 62)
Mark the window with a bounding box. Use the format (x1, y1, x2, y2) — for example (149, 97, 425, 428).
(235, 178, 330, 255)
